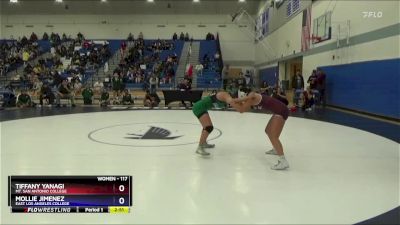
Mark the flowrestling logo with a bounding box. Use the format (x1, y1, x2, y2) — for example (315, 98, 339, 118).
(88, 122, 222, 147)
(362, 11, 383, 18)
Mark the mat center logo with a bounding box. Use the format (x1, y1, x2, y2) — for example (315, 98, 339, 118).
(125, 126, 182, 140)
(88, 122, 222, 147)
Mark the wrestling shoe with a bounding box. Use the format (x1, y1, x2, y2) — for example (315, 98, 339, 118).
(265, 148, 278, 155)
(196, 146, 210, 156)
(271, 157, 289, 170)
(201, 142, 215, 148)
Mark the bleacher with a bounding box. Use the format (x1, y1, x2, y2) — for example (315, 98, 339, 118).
(197, 40, 222, 89)
(124, 40, 184, 89)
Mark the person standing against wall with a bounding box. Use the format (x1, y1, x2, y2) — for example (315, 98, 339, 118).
(292, 70, 304, 106)
(316, 68, 326, 106)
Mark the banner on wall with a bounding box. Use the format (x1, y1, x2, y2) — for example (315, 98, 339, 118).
(301, 6, 312, 51)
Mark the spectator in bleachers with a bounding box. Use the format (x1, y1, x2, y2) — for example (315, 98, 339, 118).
(16, 89, 33, 108)
(138, 32, 144, 40)
(93, 78, 104, 95)
(244, 70, 252, 87)
(185, 32, 190, 41)
(122, 89, 134, 105)
(42, 32, 49, 40)
(185, 63, 193, 78)
(39, 83, 55, 106)
(149, 74, 158, 94)
(112, 73, 124, 97)
(56, 79, 76, 107)
(32, 76, 43, 95)
(82, 85, 94, 105)
(179, 32, 185, 41)
(206, 32, 215, 40)
(77, 32, 85, 43)
(144, 89, 160, 107)
(195, 63, 204, 77)
(226, 83, 239, 98)
(30, 32, 38, 42)
(22, 49, 30, 66)
(172, 32, 178, 41)
(112, 92, 121, 105)
(100, 88, 110, 107)
(120, 41, 127, 58)
(237, 72, 246, 87)
(127, 33, 134, 42)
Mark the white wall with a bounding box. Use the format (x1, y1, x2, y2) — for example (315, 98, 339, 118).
(1, 14, 255, 64)
(255, 0, 400, 81)
(302, 0, 400, 81)
(310, 0, 399, 48)
(303, 35, 400, 80)
(255, 11, 303, 65)
(0, 13, 3, 39)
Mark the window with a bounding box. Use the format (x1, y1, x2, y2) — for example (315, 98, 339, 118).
(287, 0, 301, 17)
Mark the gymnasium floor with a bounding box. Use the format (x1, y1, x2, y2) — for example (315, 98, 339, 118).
(0, 107, 399, 224)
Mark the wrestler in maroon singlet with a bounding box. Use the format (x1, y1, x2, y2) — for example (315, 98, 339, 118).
(258, 95, 289, 120)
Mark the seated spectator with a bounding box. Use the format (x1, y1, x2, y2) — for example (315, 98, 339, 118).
(307, 70, 318, 90)
(172, 32, 178, 41)
(16, 89, 33, 108)
(302, 86, 315, 111)
(226, 83, 238, 98)
(94, 78, 104, 94)
(112, 91, 121, 105)
(143, 89, 160, 107)
(272, 86, 289, 106)
(112, 74, 124, 97)
(39, 83, 55, 106)
(138, 32, 144, 40)
(32, 77, 43, 95)
(100, 88, 110, 107)
(56, 79, 76, 107)
(82, 86, 94, 105)
(237, 73, 246, 87)
(121, 89, 134, 105)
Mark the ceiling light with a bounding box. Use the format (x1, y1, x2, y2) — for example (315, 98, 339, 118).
(101, 0, 107, 2)
(147, 0, 154, 2)
(239, 0, 246, 2)
(10, 0, 18, 3)
(55, 0, 63, 3)
(193, 0, 200, 2)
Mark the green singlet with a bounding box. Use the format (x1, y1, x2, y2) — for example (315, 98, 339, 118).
(192, 95, 221, 118)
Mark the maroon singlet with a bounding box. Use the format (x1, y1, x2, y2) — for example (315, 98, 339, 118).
(257, 94, 289, 120)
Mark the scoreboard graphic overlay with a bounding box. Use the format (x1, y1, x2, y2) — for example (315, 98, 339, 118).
(8, 176, 132, 213)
